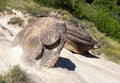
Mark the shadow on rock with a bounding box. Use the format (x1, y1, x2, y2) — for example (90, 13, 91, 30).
(55, 57, 76, 71)
(82, 52, 99, 58)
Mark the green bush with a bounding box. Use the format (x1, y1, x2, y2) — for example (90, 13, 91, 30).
(8, 17, 24, 26)
(93, 0, 116, 8)
(10, 66, 27, 82)
(0, 65, 29, 83)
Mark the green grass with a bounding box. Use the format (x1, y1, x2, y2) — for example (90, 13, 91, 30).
(5, 0, 55, 16)
(0, 0, 73, 19)
(8, 17, 24, 26)
(0, 0, 7, 11)
(0, 76, 4, 83)
(0, 65, 29, 83)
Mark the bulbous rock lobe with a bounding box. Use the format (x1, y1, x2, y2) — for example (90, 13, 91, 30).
(13, 17, 67, 68)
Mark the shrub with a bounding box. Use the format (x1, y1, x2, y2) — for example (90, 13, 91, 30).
(0, 65, 29, 83)
(93, 0, 116, 8)
(8, 17, 24, 26)
(10, 66, 27, 82)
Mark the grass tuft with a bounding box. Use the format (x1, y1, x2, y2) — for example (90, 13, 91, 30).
(0, 65, 29, 83)
(8, 17, 24, 26)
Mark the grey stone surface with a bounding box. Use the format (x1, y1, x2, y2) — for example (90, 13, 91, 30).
(13, 17, 67, 68)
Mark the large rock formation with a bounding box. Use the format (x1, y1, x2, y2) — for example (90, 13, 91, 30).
(12, 16, 100, 68)
(65, 22, 101, 54)
(13, 17, 67, 68)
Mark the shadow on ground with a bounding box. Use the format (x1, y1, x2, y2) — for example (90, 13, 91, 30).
(55, 57, 76, 71)
(82, 52, 99, 58)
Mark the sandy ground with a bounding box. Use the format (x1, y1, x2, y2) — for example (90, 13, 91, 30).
(0, 10, 120, 83)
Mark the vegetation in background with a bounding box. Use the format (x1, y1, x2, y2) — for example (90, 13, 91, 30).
(33, 0, 120, 42)
(4, 0, 56, 16)
(0, 0, 7, 11)
(8, 17, 24, 26)
(0, 65, 29, 83)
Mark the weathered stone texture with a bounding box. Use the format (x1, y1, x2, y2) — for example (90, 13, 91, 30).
(13, 17, 67, 68)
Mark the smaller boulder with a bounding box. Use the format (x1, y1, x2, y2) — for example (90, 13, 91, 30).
(65, 22, 101, 54)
